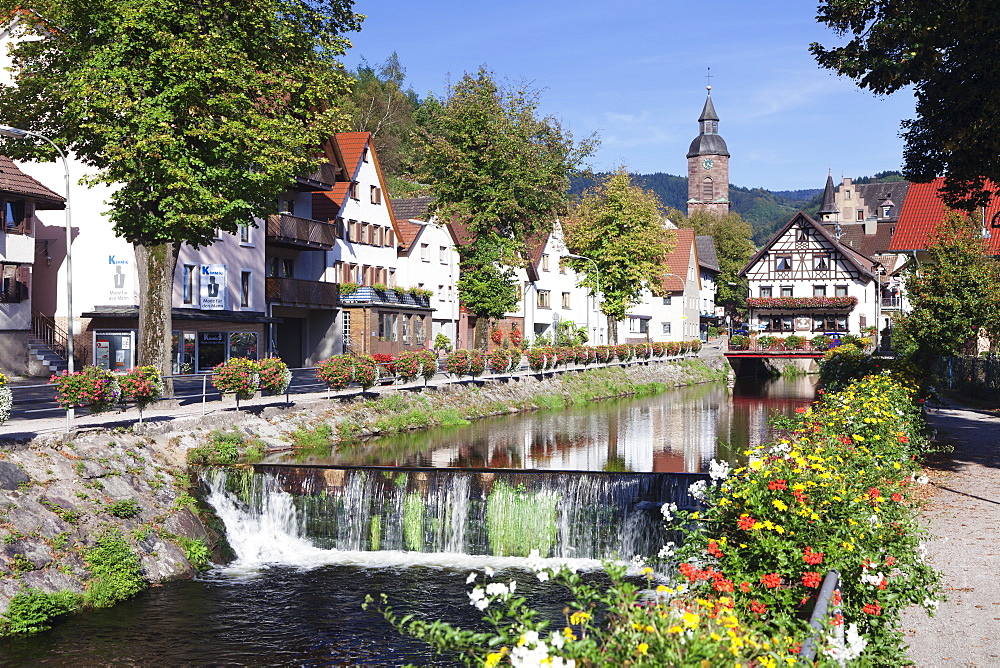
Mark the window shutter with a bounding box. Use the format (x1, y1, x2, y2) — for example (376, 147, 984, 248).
(21, 201, 34, 235)
(17, 265, 30, 297)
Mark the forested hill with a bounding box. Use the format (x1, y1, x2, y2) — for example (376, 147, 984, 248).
(570, 172, 823, 245)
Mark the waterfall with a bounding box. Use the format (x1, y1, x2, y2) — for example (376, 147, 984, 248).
(202, 466, 708, 568)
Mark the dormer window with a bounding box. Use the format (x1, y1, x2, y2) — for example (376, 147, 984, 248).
(882, 205, 891, 218)
(1, 199, 31, 235)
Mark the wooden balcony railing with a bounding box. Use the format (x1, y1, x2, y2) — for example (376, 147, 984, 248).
(265, 277, 339, 308)
(265, 213, 339, 250)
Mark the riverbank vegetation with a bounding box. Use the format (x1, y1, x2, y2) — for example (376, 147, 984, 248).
(370, 351, 941, 666)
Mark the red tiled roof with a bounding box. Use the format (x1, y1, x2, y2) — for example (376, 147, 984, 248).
(0, 155, 65, 209)
(312, 182, 348, 221)
(890, 178, 1000, 254)
(395, 218, 425, 253)
(335, 132, 370, 179)
(662, 228, 695, 292)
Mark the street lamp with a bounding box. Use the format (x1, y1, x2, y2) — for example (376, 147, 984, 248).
(0, 125, 74, 429)
(563, 253, 601, 344)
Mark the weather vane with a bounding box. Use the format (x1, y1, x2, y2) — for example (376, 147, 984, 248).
(706, 67, 713, 91)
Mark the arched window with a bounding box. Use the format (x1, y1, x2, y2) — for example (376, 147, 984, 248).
(702, 177, 713, 200)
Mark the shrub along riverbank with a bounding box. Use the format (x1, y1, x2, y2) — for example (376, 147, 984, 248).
(370, 352, 942, 666)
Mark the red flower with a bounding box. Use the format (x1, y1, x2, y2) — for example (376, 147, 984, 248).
(832, 589, 842, 606)
(760, 573, 782, 589)
(768, 479, 787, 491)
(867, 487, 880, 500)
(803, 547, 824, 565)
(712, 578, 734, 593)
(737, 514, 756, 531)
(831, 612, 844, 626)
(706, 540, 723, 558)
(795, 406, 806, 414)
(891, 492, 903, 502)
(885, 556, 897, 567)
(801, 572, 822, 588)
(863, 602, 882, 616)
(749, 600, 767, 614)
(898, 435, 909, 443)
(739, 581, 751, 593)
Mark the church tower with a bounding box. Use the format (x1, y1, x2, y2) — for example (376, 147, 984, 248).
(686, 84, 730, 216)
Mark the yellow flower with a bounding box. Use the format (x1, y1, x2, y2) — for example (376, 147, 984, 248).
(682, 611, 700, 629)
(569, 611, 591, 625)
(563, 626, 577, 641)
(656, 584, 671, 594)
(668, 625, 683, 634)
(485, 651, 505, 667)
(772, 499, 788, 511)
(637, 642, 649, 655)
(641, 567, 653, 575)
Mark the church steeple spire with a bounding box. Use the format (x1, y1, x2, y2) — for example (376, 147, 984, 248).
(686, 79, 730, 216)
(818, 172, 840, 222)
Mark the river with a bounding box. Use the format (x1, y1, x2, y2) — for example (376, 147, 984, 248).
(0, 374, 816, 666)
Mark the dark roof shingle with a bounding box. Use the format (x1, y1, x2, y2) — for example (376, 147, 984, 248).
(0, 156, 65, 209)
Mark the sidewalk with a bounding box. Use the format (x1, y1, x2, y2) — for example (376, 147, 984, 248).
(902, 398, 1000, 666)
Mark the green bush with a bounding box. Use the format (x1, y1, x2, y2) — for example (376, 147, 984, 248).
(105, 499, 142, 519)
(186, 430, 244, 465)
(175, 536, 211, 570)
(83, 528, 146, 608)
(0, 589, 81, 636)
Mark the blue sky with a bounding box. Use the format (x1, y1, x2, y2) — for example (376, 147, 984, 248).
(342, 0, 916, 192)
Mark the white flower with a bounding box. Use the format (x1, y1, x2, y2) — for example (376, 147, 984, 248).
(485, 582, 510, 597)
(660, 502, 678, 522)
(688, 480, 708, 501)
(537, 570, 550, 582)
(709, 459, 730, 482)
(510, 631, 553, 668)
(468, 587, 489, 610)
(923, 597, 939, 611)
(550, 630, 565, 649)
(916, 474, 929, 485)
(860, 570, 884, 586)
(509, 580, 517, 594)
(658, 541, 676, 559)
(867, 514, 880, 526)
(484, 566, 494, 578)
(466, 572, 477, 584)
(549, 658, 575, 668)
(843, 623, 868, 660)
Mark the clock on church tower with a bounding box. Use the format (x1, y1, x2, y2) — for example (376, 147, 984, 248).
(686, 84, 730, 216)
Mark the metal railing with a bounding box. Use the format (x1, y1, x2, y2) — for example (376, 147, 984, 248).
(30, 309, 70, 361)
(930, 354, 1000, 400)
(265, 276, 339, 307)
(801, 570, 841, 661)
(881, 296, 903, 310)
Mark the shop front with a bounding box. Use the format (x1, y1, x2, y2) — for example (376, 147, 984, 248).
(172, 330, 260, 374)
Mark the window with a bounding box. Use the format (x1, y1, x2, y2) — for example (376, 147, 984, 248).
(378, 312, 398, 341)
(349, 182, 360, 199)
(363, 147, 369, 162)
(420, 243, 430, 262)
(370, 185, 382, 204)
(845, 190, 851, 200)
(374, 226, 383, 246)
(439, 246, 447, 264)
(835, 285, 848, 297)
(1, 199, 29, 234)
(813, 285, 827, 297)
(559, 259, 566, 274)
(814, 254, 829, 270)
(385, 229, 395, 247)
(182, 265, 196, 304)
(630, 318, 640, 333)
(882, 205, 891, 218)
(282, 258, 294, 278)
(348, 220, 358, 242)
(279, 198, 295, 215)
(561, 292, 570, 309)
(775, 255, 792, 271)
(781, 286, 793, 297)
(857, 210, 865, 222)
(0, 263, 28, 303)
(415, 315, 425, 343)
(240, 271, 251, 308)
(229, 332, 258, 359)
(782, 316, 794, 331)
(541, 254, 550, 271)
(759, 286, 772, 298)
(336, 217, 345, 238)
(797, 228, 809, 242)
(702, 177, 713, 200)
(661, 322, 671, 335)
(537, 290, 550, 308)
(343, 311, 352, 349)
(239, 224, 252, 245)
(438, 285, 445, 301)
(401, 314, 411, 344)
(662, 296, 672, 305)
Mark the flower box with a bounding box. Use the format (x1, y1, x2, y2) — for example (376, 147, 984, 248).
(746, 296, 858, 310)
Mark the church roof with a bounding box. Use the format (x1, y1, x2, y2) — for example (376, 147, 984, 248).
(698, 94, 719, 122)
(687, 134, 729, 158)
(818, 174, 839, 215)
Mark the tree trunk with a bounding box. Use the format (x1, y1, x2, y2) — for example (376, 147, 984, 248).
(607, 313, 619, 345)
(473, 316, 491, 350)
(134, 240, 180, 396)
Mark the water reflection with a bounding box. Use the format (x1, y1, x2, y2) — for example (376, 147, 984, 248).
(268, 375, 817, 474)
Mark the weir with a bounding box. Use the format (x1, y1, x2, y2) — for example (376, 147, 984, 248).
(203, 465, 710, 564)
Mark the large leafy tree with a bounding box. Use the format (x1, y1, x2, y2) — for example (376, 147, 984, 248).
(894, 211, 1000, 359)
(563, 170, 673, 345)
(811, 0, 1000, 209)
(670, 209, 756, 312)
(418, 69, 595, 348)
(0, 0, 361, 386)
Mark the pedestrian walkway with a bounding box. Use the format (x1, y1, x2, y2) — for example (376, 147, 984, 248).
(903, 399, 1000, 666)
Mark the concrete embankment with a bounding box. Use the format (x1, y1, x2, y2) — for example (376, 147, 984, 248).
(0, 355, 729, 620)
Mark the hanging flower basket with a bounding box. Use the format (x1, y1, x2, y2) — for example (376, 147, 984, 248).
(394, 351, 422, 383)
(117, 366, 162, 423)
(489, 348, 510, 374)
(527, 348, 546, 372)
(468, 350, 486, 378)
(353, 356, 379, 391)
(317, 355, 354, 390)
(490, 327, 503, 345)
(51, 366, 120, 414)
(445, 349, 471, 377)
(257, 357, 292, 394)
(212, 358, 259, 402)
(418, 350, 439, 383)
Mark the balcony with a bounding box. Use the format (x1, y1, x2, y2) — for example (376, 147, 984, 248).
(881, 296, 903, 310)
(265, 213, 339, 251)
(265, 277, 339, 308)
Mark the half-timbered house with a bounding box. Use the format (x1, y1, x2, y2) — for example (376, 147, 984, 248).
(739, 212, 881, 336)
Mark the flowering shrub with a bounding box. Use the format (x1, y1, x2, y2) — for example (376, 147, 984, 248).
(117, 366, 163, 410)
(51, 366, 120, 413)
(372, 353, 396, 376)
(689, 339, 702, 353)
(614, 344, 631, 362)
(728, 336, 748, 350)
(784, 334, 805, 350)
(445, 349, 471, 377)
(394, 351, 422, 383)
(256, 357, 291, 395)
(489, 349, 510, 374)
(509, 324, 523, 348)
(811, 334, 832, 351)
(468, 351, 486, 378)
(0, 372, 12, 424)
(527, 348, 546, 372)
(418, 350, 439, 382)
(555, 347, 572, 367)
(663, 341, 679, 355)
(316, 355, 354, 390)
(758, 335, 779, 349)
(543, 347, 558, 370)
(818, 344, 885, 391)
(673, 372, 941, 666)
(572, 347, 588, 365)
(651, 342, 665, 357)
(490, 327, 504, 345)
(594, 345, 609, 364)
(746, 296, 858, 309)
(353, 356, 379, 390)
(212, 358, 258, 401)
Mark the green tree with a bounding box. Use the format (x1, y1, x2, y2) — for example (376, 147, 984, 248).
(0, 0, 361, 387)
(893, 211, 1000, 360)
(811, 0, 1000, 210)
(563, 170, 673, 344)
(418, 69, 595, 347)
(670, 209, 756, 311)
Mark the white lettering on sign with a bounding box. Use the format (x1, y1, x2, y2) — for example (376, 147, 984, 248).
(200, 264, 227, 310)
